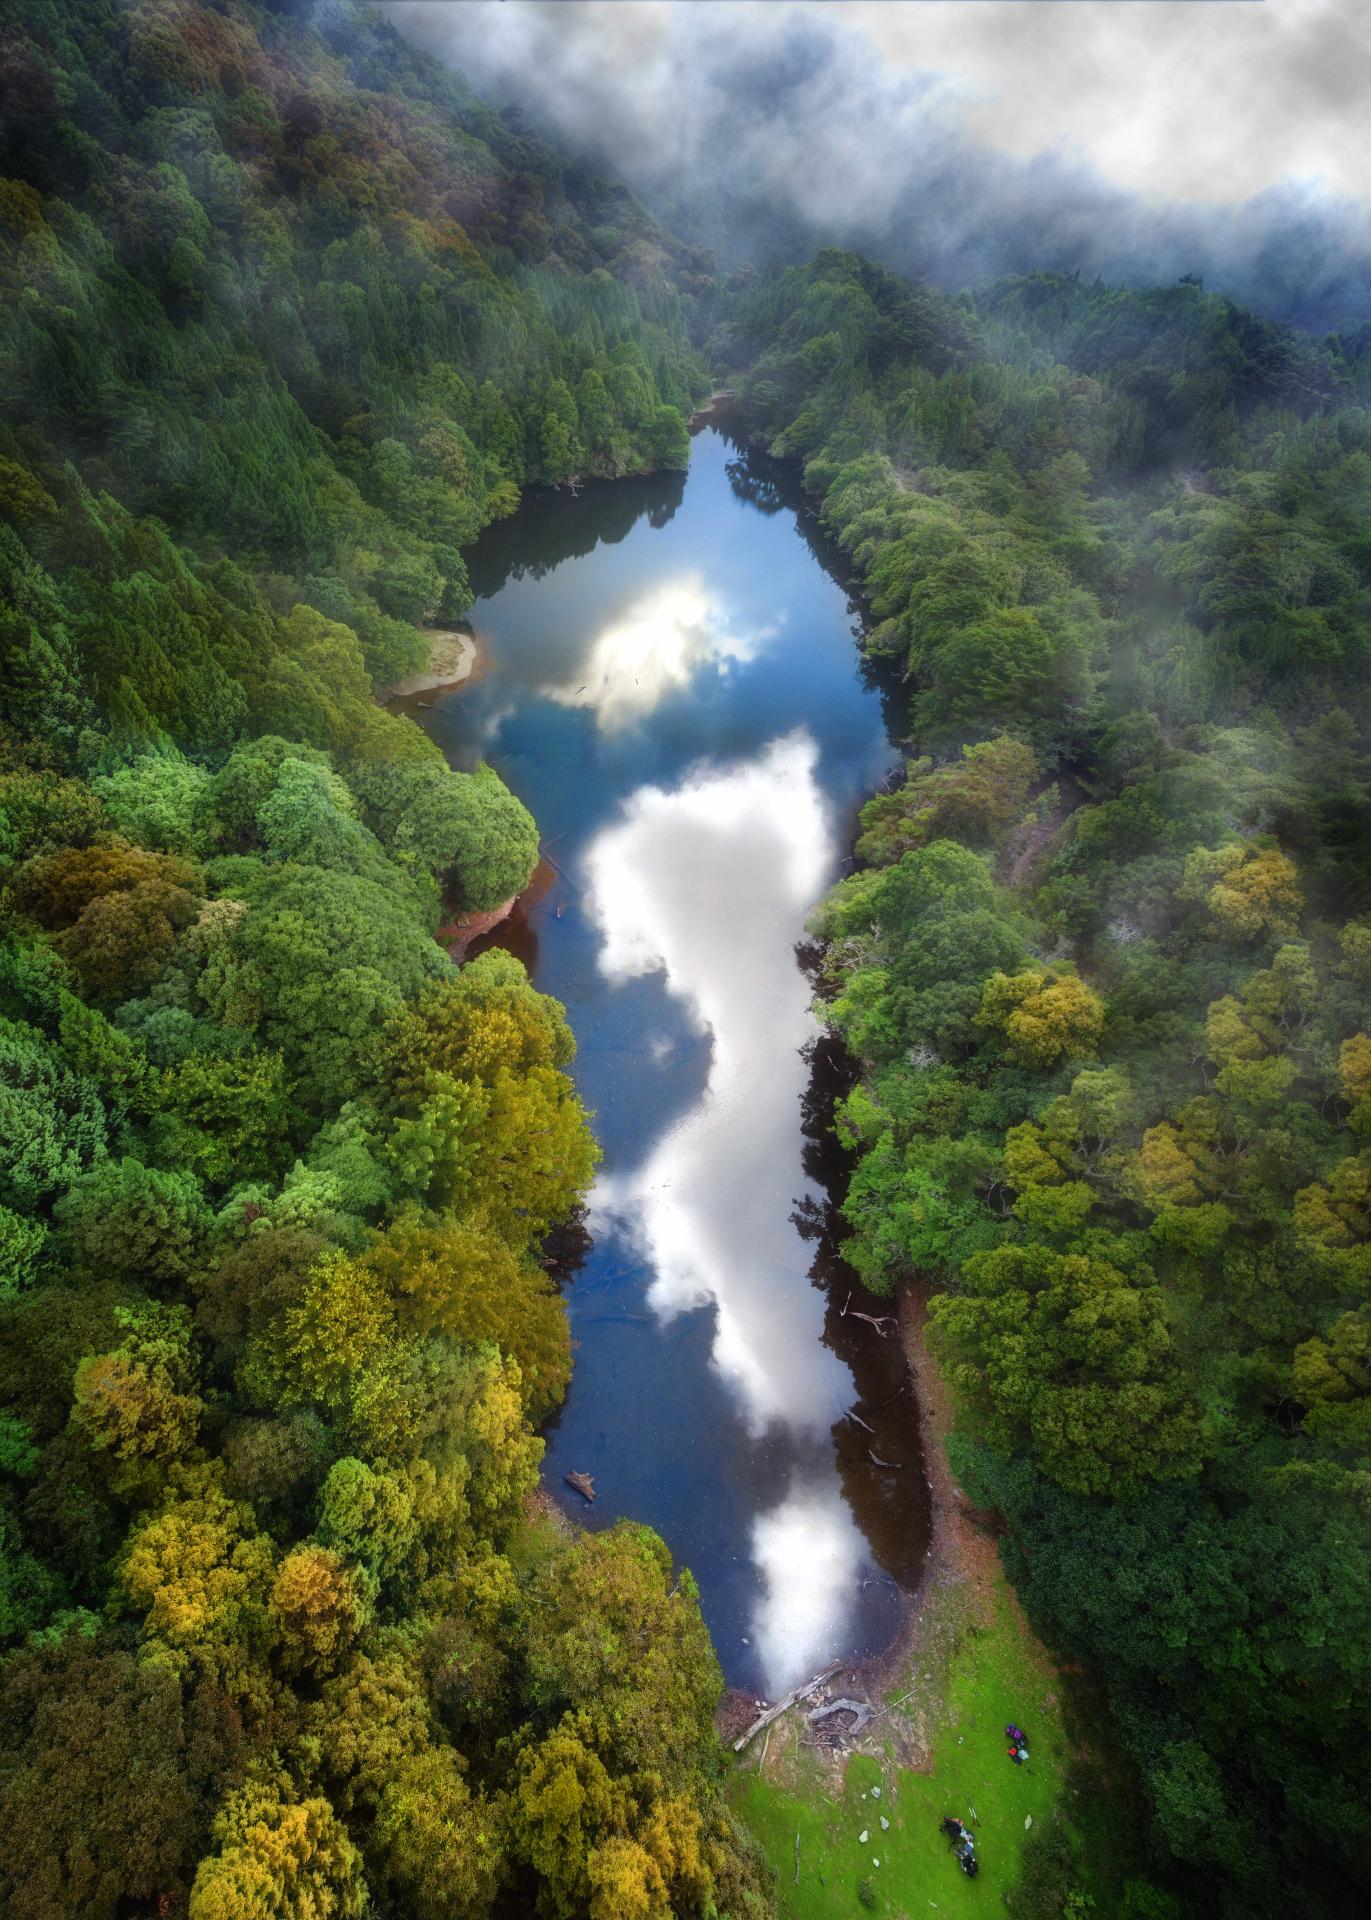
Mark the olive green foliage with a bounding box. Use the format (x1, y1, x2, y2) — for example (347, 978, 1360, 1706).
(0, 4, 747, 1914)
(0, 734, 745, 1918)
(757, 252, 1371, 1914)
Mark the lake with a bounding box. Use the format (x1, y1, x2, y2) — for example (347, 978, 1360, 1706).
(411, 424, 929, 1697)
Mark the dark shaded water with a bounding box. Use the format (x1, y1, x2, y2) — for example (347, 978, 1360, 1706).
(413, 427, 930, 1694)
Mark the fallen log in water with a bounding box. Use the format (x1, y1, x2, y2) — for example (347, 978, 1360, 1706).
(732, 1660, 843, 1752)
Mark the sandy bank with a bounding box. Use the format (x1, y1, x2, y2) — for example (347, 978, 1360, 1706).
(689, 389, 737, 429)
(376, 626, 485, 701)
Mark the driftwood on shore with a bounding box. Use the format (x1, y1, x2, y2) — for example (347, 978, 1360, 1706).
(564, 1470, 595, 1503)
(732, 1660, 843, 1752)
(807, 1696, 874, 1736)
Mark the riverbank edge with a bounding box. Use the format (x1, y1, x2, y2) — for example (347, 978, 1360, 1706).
(374, 624, 485, 701)
(709, 407, 1127, 1910)
(721, 1291, 1072, 1913)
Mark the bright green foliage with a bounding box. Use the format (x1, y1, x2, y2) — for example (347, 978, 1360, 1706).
(355, 759, 540, 907)
(0, 1015, 109, 1211)
(206, 859, 451, 1109)
(0, 1207, 49, 1299)
(425, 763, 543, 911)
(94, 754, 215, 857)
(814, 839, 1025, 1060)
(151, 1049, 288, 1187)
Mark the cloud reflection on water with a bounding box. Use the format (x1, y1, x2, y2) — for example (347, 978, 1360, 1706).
(541, 575, 773, 731)
(750, 1486, 866, 1690)
(582, 731, 863, 1690)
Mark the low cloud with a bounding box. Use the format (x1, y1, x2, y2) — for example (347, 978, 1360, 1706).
(386, 0, 1371, 328)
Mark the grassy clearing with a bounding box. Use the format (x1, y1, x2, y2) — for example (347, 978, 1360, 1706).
(730, 1577, 1110, 1918)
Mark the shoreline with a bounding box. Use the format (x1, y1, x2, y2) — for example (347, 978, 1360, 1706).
(376, 625, 486, 702)
(688, 387, 738, 430)
(720, 1275, 1000, 1771)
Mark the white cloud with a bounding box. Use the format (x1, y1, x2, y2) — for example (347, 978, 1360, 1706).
(842, 0, 1370, 207)
(393, 1, 1370, 210)
(386, 0, 1371, 325)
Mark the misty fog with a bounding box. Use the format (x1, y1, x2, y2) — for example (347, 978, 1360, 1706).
(387, 0, 1371, 331)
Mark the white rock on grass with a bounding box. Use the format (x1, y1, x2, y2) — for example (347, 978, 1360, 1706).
(880, 1816, 890, 1830)
(870, 1786, 881, 1799)
(858, 1829, 869, 1845)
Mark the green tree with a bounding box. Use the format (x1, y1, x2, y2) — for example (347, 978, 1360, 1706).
(932, 1243, 1207, 1495)
(55, 1158, 210, 1282)
(189, 1772, 366, 1920)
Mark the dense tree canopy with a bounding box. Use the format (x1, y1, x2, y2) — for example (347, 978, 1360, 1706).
(0, 6, 754, 1917)
(5, 2, 1371, 1916)
(736, 250, 1371, 1916)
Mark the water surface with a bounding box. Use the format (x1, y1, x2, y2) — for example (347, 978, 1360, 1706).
(415, 428, 929, 1694)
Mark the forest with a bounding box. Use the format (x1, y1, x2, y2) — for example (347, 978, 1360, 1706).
(0, 3, 766, 1918)
(722, 250, 1371, 1914)
(2, 2, 1369, 1918)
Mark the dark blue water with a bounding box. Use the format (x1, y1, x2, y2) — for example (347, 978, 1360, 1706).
(413, 427, 928, 1694)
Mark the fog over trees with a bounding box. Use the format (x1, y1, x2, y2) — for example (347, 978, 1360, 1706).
(2, 3, 1369, 1917)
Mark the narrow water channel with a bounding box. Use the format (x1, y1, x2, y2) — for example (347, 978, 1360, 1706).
(411, 426, 930, 1696)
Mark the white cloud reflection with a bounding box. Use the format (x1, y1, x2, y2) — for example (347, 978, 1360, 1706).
(583, 731, 864, 1689)
(751, 1485, 865, 1689)
(542, 576, 772, 731)
(583, 730, 849, 1428)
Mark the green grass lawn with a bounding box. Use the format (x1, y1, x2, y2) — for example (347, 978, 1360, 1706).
(730, 1588, 1075, 1917)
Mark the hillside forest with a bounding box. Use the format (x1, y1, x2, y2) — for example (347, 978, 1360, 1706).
(1, 4, 1369, 1920)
